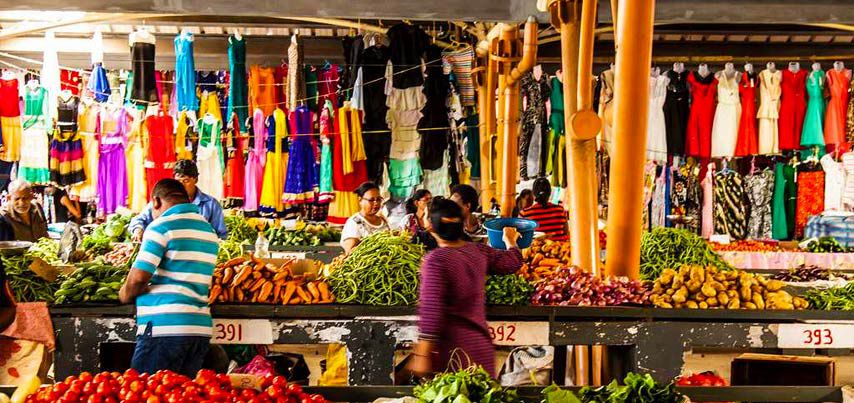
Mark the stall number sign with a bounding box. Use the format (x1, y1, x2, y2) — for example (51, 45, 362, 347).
(777, 324, 854, 348)
(487, 322, 549, 346)
(212, 319, 273, 345)
(270, 252, 306, 260)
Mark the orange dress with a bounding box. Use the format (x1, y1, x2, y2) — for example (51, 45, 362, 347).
(249, 66, 277, 117)
(824, 68, 851, 153)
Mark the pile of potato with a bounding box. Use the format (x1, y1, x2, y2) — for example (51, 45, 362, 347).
(519, 239, 571, 281)
(650, 265, 808, 310)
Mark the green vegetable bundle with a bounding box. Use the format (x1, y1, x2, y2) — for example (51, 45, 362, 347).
(486, 275, 534, 306)
(804, 283, 854, 311)
(26, 238, 61, 265)
(305, 224, 342, 243)
(265, 227, 321, 247)
(54, 263, 128, 304)
(217, 239, 244, 264)
(578, 372, 682, 403)
(1, 254, 59, 303)
(327, 231, 423, 306)
(225, 215, 259, 244)
(80, 214, 133, 259)
(640, 228, 732, 280)
(803, 237, 850, 253)
(414, 366, 519, 403)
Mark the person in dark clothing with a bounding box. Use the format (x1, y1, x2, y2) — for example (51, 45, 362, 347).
(47, 186, 82, 224)
(449, 184, 481, 238)
(512, 189, 533, 218)
(0, 180, 48, 242)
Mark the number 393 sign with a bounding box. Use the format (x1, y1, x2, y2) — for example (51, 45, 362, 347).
(777, 324, 854, 349)
(487, 322, 549, 346)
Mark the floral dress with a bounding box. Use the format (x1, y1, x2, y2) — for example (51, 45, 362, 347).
(795, 170, 825, 238)
(745, 169, 775, 239)
(713, 169, 748, 240)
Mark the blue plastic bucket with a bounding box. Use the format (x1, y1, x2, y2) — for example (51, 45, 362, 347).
(483, 218, 538, 249)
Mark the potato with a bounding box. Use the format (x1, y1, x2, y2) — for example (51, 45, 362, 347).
(656, 301, 674, 309)
(727, 289, 739, 298)
(695, 292, 706, 301)
(659, 269, 676, 285)
(707, 297, 718, 307)
(740, 286, 752, 301)
(701, 283, 717, 298)
(752, 294, 765, 310)
(652, 283, 663, 294)
(666, 288, 675, 296)
(765, 280, 785, 292)
(717, 292, 729, 306)
(727, 299, 741, 309)
(690, 266, 706, 284)
(672, 288, 689, 303)
(744, 302, 758, 310)
(714, 273, 727, 282)
(686, 280, 702, 293)
(698, 301, 709, 309)
(686, 301, 699, 309)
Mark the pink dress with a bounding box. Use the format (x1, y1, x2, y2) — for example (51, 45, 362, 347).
(243, 109, 267, 212)
(701, 163, 715, 239)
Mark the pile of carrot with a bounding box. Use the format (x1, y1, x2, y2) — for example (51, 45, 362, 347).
(210, 256, 335, 305)
(518, 238, 571, 281)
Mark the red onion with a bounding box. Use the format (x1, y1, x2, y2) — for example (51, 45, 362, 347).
(531, 266, 651, 306)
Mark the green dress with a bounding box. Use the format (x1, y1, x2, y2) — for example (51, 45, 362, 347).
(20, 86, 50, 184)
(548, 76, 566, 187)
(771, 162, 798, 240)
(227, 35, 248, 131)
(801, 70, 826, 149)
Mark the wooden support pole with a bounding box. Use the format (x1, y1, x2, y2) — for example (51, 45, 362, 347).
(604, 0, 656, 278)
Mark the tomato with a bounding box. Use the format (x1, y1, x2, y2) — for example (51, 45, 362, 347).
(96, 381, 114, 396)
(70, 380, 85, 395)
(266, 385, 282, 398)
(130, 380, 144, 393)
(286, 384, 303, 395)
(271, 376, 288, 389)
(53, 382, 69, 394)
(241, 389, 258, 399)
(86, 394, 103, 403)
(79, 372, 94, 383)
(83, 381, 97, 395)
(147, 396, 161, 403)
(105, 397, 118, 403)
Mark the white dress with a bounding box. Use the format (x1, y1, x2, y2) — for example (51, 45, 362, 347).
(821, 154, 845, 211)
(842, 152, 854, 211)
(711, 72, 741, 157)
(646, 75, 669, 161)
(196, 116, 224, 200)
(757, 69, 782, 154)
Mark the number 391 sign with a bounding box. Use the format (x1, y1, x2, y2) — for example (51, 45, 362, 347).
(212, 319, 274, 345)
(777, 324, 854, 349)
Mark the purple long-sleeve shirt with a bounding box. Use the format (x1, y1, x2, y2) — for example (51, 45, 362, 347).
(417, 242, 523, 376)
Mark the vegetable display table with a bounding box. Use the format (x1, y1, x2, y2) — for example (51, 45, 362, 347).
(719, 251, 854, 271)
(50, 305, 854, 384)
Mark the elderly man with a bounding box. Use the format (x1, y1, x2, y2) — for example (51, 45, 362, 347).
(129, 159, 227, 240)
(0, 180, 48, 242)
(120, 178, 219, 376)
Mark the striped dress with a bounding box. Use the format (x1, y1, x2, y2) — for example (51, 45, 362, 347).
(132, 203, 219, 337)
(418, 243, 522, 377)
(520, 202, 569, 241)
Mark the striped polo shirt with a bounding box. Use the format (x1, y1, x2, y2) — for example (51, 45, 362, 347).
(132, 203, 219, 337)
(520, 202, 569, 241)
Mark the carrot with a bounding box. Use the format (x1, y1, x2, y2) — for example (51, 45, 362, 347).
(281, 282, 297, 305)
(249, 277, 266, 292)
(538, 258, 561, 267)
(531, 253, 545, 265)
(295, 286, 312, 305)
(272, 283, 283, 304)
(224, 257, 246, 267)
(289, 296, 302, 304)
(222, 267, 235, 284)
(234, 287, 244, 302)
(208, 285, 222, 305)
(272, 270, 290, 283)
(317, 282, 332, 302)
(306, 282, 321, 303)
(254, 262, 265, 273)
(258, 281, 274, 301)
(231, 265, 253, 287)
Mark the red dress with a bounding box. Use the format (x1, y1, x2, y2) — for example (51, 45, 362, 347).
(143, 114, 176, 199)
(795, 170, 825, 238)
(686, 71, 717, 159)
(735, 71, 759, 156)
(224, 113, 245, 204)
(779, 69, 807, 150)
(824, 68, 851, 154)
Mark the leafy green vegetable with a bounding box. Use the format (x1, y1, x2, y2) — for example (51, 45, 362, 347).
(217, 240, 245, 264)
(640, 228, 732, 280)
(542, 384, 581, 403)
(414, 367, 519, 403)
(805, 283, 854, 311)
(578, 372, 682, 403)
(486, 275, 534, 306)
(225, 215, 259, 244)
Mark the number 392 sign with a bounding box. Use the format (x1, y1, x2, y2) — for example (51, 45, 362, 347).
(777, 324, 854, 349)
(487, 322, 549, 346)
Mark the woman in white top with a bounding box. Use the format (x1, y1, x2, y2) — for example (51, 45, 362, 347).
(340, 182, 390, 254)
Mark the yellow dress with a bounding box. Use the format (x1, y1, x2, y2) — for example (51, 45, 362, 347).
(175, 111, 194, 160)
(259, 108, 287, 215)
(125, 109, 148, 212)
(0, 116, 22, 162)
(69, 104, 99, 202)
(199, 92, 222, 123)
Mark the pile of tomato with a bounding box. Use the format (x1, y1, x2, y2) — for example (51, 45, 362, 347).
(25, 369, 328, 403)
(709, 240, 780, 252)
(676, 371, 730, 403)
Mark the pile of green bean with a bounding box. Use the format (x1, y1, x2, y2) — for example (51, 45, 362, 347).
(327, 231, 423, 306)
(639, 228, 733, 281)
(1, 254, 59, 303)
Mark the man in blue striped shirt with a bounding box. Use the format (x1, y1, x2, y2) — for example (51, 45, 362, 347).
(120, 178, 220, 376)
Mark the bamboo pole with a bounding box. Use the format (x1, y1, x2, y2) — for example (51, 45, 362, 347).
(604, 0, 656, 278)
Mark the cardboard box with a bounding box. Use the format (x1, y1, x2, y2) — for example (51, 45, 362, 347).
(731, 353, 835, 386)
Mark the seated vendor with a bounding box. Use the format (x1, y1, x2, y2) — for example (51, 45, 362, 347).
(0, 180, 48, 242)
(340, 182, 389, 254)
(129, 159, 227, 241)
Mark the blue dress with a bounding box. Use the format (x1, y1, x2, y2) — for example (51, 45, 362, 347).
(174, 32, 198, 111)
(87, 63, 110, 102)
(283, 105, 318, 204)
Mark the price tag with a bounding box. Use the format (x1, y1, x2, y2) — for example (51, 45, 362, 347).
(270, 252, 306, 260)
(778, 324, 854, 348)
(487, 321, 549, 346)
(212, 319, 273, 345)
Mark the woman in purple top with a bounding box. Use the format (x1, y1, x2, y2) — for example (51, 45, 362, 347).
(409, 198, 523, 378)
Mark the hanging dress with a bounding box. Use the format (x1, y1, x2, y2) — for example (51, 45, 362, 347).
(686, 71, 717, 159)
(249, 66, 276, 117)
(842, 152, 854, 211)
(19, 85, 50, 183)
(710, 72, 741, 158)
(328, 103, 369, 224)
(650, 164, 667, 228)
(671, 162, 702, 234)
(771, 162, 798, 240)
(745, 169, 774, 239)
(197, 114, 224, 201)
(259, 109, 288, 216)
(598, 69, 615, 154)
(663, 69, 689, 155)
(70, 103, 99, 202)
(227, 35, 248, 131)
(288, 37, 306, 111)
(174, 31, 198, 112)
(0, 78, 22, 163)
(143, 114, 176, 198)
(174, 111, 194, 160)
(713, 169, 748, 240)
(243, 110, 267, 212)
(125, 109, 147, 212)
(821, 154, 844, 211)
(646, 74, 669, 161)
(779, 69, 807, 151)
(795, 169, 825, 238)
(758, 69, 782, 154)
(223, 113, 245, 206)
(318, 101, 334, 204)
(848, 78, 854, 148)
(130, 32, 158, 104)
(520, 72, 551, 178)
(198, 72, 223, 122)
(802, 69, 827, 150)
(50, 95, 86, 187)
(98, 108, 128, 215)
(735, 71, 759, 156)
(549, 77, 567, 187)
(283, 105, 318, 204)
(700, 163, 715, 238)
(824, 68, 852, 154)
